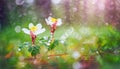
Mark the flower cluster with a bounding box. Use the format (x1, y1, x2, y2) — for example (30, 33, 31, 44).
(22, 16, 62, 45)
(21, 16, 62, 57)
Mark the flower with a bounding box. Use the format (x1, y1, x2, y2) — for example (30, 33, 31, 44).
(45, 16, 62, 26)
(22, 23, 45, 44)
(45, 16, 62, 34)
(22, 23, 45, 35)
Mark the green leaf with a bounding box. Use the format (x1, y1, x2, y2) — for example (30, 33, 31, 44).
(48, 40, 59, 51)
(28, 46, 40, 56)
(31, 50, 36, 56)
(28, 46, 33, 52)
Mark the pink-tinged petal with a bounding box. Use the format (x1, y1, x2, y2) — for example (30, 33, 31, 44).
(35, 28, 45, 35)
(56, 18, 62, 26)
(36, 23, 42, 29)
(22, 28, 30, 34)
(29, 23, 34, 29)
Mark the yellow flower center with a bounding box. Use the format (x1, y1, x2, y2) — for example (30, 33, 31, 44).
(51, 17, 57, 23)
(30, 26, 38, 32)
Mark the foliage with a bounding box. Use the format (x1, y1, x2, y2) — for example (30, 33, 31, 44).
(96, 26, 120, 63)
(39, 36, 59, 51)
(28, 45, 40, 56)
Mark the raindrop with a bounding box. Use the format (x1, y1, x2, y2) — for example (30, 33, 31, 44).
(73, 7, 77, 12)
(48, 57, 50, 59)
(15, 26, 21, 33)
(46, 42, 50, 46)
(18, 48, 21, 51)
(48, 40, 51, 43)
(26, 0, 34, 4)
(105, 23, 109, 26)
(73, 62, 82, 69)
(60, 36, 66, 40)
(49, 13, 52, 16)
(43, 36, 48, 40)
(51, 0, 61, 4)
(96, 51, 99, 54)
(72, 51, 80, 59)
(60, 40, 65, 44)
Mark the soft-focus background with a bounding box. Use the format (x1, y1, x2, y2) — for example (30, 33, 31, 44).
(0, 0, 120, 69)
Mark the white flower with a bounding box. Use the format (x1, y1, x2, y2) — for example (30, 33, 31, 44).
(45, 16, 62, 26)
(22, 23, 45, 35)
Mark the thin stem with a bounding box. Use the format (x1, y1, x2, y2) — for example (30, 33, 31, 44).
(50, 33, 54, 42)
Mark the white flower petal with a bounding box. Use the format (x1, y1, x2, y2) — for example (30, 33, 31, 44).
(48, 16, 54, 25)
(22, 28, 30, 35)
(36, 23, 42, 29)
(56, 18, 62, 26)
(45, 18, 53, 26)
(29, 23, 34, 29)
(48, 16, 52, 21)
(45, 19, 50, 25)
(35, 28, 45, 35)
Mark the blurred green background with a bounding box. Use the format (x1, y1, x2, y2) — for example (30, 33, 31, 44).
(0, 0, 120, 69)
